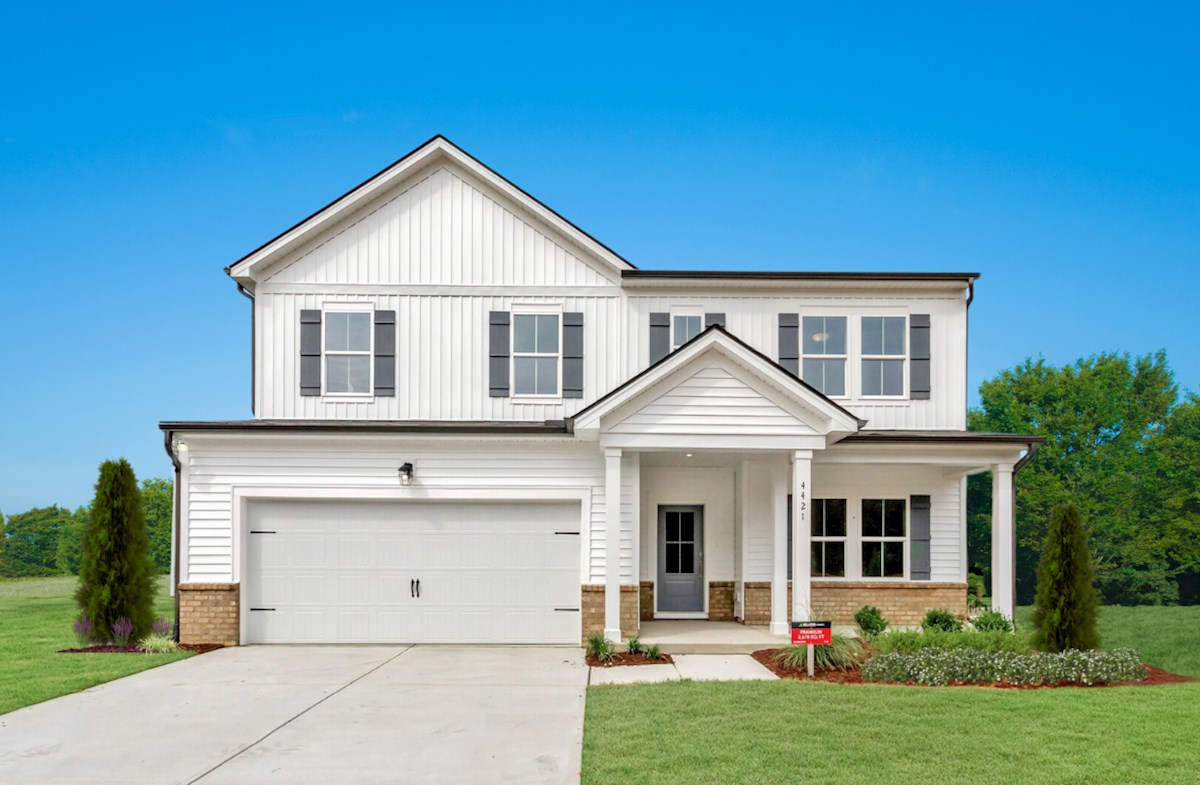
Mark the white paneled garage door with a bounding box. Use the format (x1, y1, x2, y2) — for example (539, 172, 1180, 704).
(245, 500, 581, 644)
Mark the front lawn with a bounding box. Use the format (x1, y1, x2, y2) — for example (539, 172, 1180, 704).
(0, 575, 190, 716)
(584, 605, 1200, 784)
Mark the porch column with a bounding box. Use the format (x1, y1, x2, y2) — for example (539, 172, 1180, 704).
(604, 447, 623, 642)
(791, 450, 813, 622)
(991, 463, 1015, 620)
(770, 460, 789, 635)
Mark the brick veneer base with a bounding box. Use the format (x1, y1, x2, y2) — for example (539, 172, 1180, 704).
(639, 581, 655, 621)
(740, 580, 967, 628)
(581, 584, 639, 642)
(708, 581, 735, 621)
(178, 582, 240, 646)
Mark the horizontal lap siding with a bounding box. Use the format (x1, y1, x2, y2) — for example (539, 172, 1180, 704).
(180, 437, 643, 585)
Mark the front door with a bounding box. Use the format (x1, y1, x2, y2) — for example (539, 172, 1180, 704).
(657, 505, 704, 612)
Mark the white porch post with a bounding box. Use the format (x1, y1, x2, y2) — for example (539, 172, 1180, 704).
(791, 450, 813, 622)
(604, 447, 623, 642)
(770, 460, 789, 635)
(991, 463, 1016, 620)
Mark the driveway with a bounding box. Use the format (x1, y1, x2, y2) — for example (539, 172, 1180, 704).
(0, 645, 587, 785)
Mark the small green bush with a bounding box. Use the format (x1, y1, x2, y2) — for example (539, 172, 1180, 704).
(645, 643, 662, 660)
(922, 608, 964, 632)
(626, 636, 642, 655)
(967, 573, 988, 608)
(863, 648, 1143, 686)
(972, 610, 1014, 633)
(773, 634, 866, 672)
(1032, 503, 1101, 652)
(139, 633, 179, 654)
(873, 629, 1031, 655)
(854, 605, 889, 638)
(586, 633, 616, 662)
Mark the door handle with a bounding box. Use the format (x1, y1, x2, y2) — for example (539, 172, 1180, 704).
(410, 579, 415, 598)
(416, 579, 421, 598)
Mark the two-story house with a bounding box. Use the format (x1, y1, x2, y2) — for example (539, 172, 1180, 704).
(162, 136, 1039, 647)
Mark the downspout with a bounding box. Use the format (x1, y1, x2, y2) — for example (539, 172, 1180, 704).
(236, 284, 256, 417)
(163, 430, 182, 643)
(1009, 440, 1040, 618)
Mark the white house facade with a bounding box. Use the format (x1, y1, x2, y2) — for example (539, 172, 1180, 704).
(162, 136, 1040, 646)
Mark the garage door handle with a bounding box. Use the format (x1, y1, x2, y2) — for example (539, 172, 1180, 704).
(416, 579, 420, 598)
(410, 579, 415, 598)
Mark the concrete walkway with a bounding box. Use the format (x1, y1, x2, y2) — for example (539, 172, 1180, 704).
(0, 645, 587, 785)
(589, 654, 777, 686)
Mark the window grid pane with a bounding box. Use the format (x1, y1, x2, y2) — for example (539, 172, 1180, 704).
(862, 498, 905, 578)
(673, 315, 702, 347)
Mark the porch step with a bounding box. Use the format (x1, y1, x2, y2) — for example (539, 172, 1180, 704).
(637, 620, 788, 656)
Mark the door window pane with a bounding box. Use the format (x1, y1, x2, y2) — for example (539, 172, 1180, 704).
(679, 544, 694, 572)
(666, 543, 680, 573)
(666, 513, 679, 542)
(679, 515, 693, 543)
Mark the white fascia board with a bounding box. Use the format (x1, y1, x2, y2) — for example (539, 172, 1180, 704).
(821, 442, 1029, 469)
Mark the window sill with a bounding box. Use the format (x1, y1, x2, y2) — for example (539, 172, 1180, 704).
(510, 396, 563, 405)
(320, 393, 376, 401)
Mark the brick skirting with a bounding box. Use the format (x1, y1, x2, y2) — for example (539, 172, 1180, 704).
(708, 581, 735, 621)
(639, 581, 655, 621)
(178, 582, 239, 646)
(740, 580, 967, 628)
(581, 584, 639, 642)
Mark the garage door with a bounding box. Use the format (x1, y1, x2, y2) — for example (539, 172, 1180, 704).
(244, 500, 581, 644)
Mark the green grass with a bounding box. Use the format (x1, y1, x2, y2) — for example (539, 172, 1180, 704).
(1016, 604, 1200, 676)
(0, 575, 190, 715)
(584, 605, 1200, 784)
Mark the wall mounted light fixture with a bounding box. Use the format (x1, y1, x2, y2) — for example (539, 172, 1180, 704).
(399, 462, 415, 486)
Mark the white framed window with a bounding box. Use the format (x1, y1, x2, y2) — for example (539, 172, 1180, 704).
(512, 308, 561, 397)
(801, 316, 847, 397)
(861, 498, 906, 578)
(323, 308, 372, 395)
(861, 316, 906, 397)
(810, 498, 847, 578)
(671, 311, 703, 349)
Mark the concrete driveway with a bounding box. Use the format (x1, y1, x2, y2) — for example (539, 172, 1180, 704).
(0, 645, 587, 785)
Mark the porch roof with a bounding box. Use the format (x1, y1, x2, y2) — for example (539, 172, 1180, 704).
(572, 326, 864, 450)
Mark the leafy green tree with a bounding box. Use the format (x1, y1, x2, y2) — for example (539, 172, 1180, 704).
(76, 459, 156, 641)
(54, 506, 90, 575)
(141, 478, 173, 574)
(0, 505, 72, 577)
(969, 351, 1180, 604)
(1148, 394, 1200, 603)
(1031, 504, 1100, 651)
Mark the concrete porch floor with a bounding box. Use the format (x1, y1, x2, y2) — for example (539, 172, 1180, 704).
(637, 621, 788, 654)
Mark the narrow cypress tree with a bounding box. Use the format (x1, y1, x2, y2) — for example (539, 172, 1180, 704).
(75, 459, 156, 642)
(1031, 503, 1100, 651)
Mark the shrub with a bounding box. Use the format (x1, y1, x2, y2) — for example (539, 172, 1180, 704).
(626, 636, 642, 655)
(76, 459, 156, 642)
(972, 610, 1013, 633)
(873, 629, 1031, 655)
(967, 572, 988, 608)
(922, 608, 963, 632)
(151, 616, 174, 638)
(139, 633, 179, 654)
(645, 643, 662, 660)
(863, 648, 1144, 686)
(1032, 504, 1100, 652)
(111, 616, 135, 647)
(854, 605, 888, 638)
(586, 633, 616, 662)
(72, 614, 95, 647)
(773, 634, 866, 672)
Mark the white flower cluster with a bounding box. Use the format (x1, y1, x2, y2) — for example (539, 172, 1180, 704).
(862, 647, 1144, 686)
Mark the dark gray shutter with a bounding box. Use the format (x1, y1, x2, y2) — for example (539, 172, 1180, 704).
(910, 314, 931, 400)
(563, 312, 584, 399)
(705, 313, 726, 329)
(489, 311, 510, 397)
(649, 312, 670, 364)
(778, 313, 799, 375)
(374, 310, 396, 397)
(910, 495, 931, 580)
(300, 310, 322, 396)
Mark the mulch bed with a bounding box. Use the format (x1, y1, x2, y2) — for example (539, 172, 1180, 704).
(58, 643, 224, 655)
(752, 649, 1196, 688)
(587, 652, 675, 667)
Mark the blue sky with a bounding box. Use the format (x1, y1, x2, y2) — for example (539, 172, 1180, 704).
(2, 3, 1198, 513)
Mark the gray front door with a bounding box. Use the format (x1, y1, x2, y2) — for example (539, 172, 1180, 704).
(657, 505, 704, 612)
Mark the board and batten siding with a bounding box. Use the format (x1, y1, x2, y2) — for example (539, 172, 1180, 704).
(178, 435, 637, 586)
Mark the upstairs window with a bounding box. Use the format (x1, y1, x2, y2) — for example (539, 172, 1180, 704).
(861, 316, 906, 397)
(801, 316, 847, 396)
(672, 314, 703, 349)
(513, 313, 560, 396)
(862, 499, 906, 578)
(324, 311, 372, 394)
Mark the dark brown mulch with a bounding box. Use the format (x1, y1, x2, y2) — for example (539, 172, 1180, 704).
(179, 643, 224, 654)
(587, 651, 674, 667)
(58, 642, 223, 655)
(751, 649, 1197, 688)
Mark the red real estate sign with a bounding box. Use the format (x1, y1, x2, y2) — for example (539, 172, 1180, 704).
(791, 621, 832, 645)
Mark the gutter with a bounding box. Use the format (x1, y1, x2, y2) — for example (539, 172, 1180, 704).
(163, 430, 182, 644)
(1008, 439, 1040, 619)
(236, 284, 255, 416)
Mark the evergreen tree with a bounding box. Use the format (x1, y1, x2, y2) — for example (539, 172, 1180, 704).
(1031, 504, 1101, 651)
(75, 459, 156, 642)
